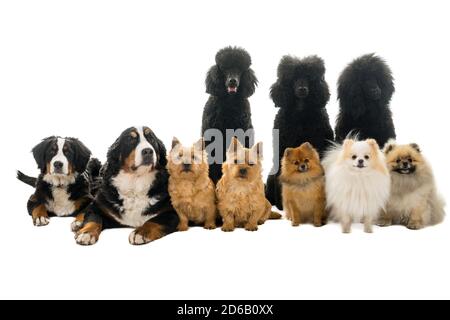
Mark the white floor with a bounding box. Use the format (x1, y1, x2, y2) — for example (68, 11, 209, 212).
(1, 206, 449, 299)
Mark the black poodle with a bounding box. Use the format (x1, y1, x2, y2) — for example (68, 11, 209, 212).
(335, 53, 396, 147)
(265, 55, 333, 210)
(201, 46, 258, 183)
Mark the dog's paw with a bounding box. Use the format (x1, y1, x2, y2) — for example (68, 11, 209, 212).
(71, 220, 83, 232)
(291, 221, 300, 227)
(364, 225, 373, 233)
(33, 216, 49, 227)
(203, 223, 216, 230)
(129, 228, 152, 245)
(407, 220, 424, 230)
(313, 220, 324, 227)
(75, 232, 98, 246)
(221, 225, 235, 232)
(244, 224, 258, 232)
(377, 219, 392, 227)
(177, 223, 189, 232)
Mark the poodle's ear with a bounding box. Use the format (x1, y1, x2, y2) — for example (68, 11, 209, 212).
(270, 81, 293, 108)
(205, 65, 224, 96)
(239, 68, 258, 98)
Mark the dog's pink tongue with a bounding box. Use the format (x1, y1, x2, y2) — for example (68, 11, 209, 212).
(228, 87, 237, 93)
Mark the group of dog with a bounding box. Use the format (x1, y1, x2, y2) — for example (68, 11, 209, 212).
(17, 46, 445, 245)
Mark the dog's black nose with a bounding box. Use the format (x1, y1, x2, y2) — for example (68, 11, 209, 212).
(53, 161, 63, 169)
(296, 86, 309, 97)
(299, 164, 307, 172)
(228, 78, 238, 87)
(142, 148, 153, 157)
(358, 159, 364, 165)
(402, 161, 409, 168)
(239, 168, 247, 175)
(182, 163, 191, 171)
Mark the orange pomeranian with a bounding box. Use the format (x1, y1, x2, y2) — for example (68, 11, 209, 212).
(280, 142, 326, 227)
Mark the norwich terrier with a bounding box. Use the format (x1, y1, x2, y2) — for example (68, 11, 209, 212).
(168, 137, 217, 231)
(381, 141, 445, 229)
(280, 142, 326, 227)
(216, 137, 273, 232)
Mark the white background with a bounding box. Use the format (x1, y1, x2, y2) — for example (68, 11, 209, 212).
(1, 0, 449, 299)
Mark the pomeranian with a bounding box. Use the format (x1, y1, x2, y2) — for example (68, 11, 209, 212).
(323, 138, 390, 233)
(380, 141, 445, 229)
(216, 137, 276, 232)
(280, 142, 326, 227)
(168, 137, 217, 231)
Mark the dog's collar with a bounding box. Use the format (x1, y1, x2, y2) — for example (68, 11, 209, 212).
(280, 174, 324, 188)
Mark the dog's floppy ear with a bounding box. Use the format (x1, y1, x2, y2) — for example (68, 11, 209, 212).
(270, 81, 293, 108)
(67, 138, 91, 173)
(104, 136, 123, 177)
(410, 143, 421, 153)
(383, 139, 396, 154)
(153, 136, 167, 169)
(205, 65, 224, 96)
(239, 68, 258, 98)
(32, 136, 56, 173)
(172, 137, 181, 149)
(194, 138, 205, 151)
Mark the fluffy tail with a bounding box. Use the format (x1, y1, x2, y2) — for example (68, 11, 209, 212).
(269, 211, 282, 220)
(430, 193, 446, 225)
(16, 171, 37, 187)
(87, 158, 102, 179)
(86, 158, 102, 196)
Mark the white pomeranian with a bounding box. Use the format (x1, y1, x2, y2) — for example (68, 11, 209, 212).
(323, 138, 390, 233)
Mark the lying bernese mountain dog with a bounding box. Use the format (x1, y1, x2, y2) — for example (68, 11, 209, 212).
(73, 126, 179, 246)
(17, 136, 101, 227)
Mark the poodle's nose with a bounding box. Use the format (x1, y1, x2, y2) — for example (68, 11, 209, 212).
(296, 86, 309, 97)
(228, 78, 238, 87)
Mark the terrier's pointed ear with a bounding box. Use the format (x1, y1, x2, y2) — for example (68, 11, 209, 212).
(383, 139, 396, 154)
(252, 142, 263, 160)
(172, 137, 181, 149)
(410, 143, 421, 153)
(284, 148, 293, 157)
(194, 138, 205, 151)
(228, 137, 243, 153)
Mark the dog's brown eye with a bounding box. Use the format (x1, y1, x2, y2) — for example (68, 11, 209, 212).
(293, 160, 300, 165)
(304, 159, 309, 163)
(364, 155, 370, 160)
(234, 159, 239, 164)
(249, 163, 255, 166)
(408, 158, 413, 163)
(396, 159, 401, 163)
(352, 155, 357, 160)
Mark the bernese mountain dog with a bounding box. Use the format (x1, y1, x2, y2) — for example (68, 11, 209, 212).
(17, 136, 101, 227)
(73, 126, 179, 246)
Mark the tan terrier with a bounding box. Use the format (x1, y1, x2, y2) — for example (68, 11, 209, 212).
(168, 137, 217, 231)
(280, 142, 326, 227)
(216, 137, 274, 232)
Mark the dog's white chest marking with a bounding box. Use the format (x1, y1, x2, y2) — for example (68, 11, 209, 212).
(112, 170, 158, 227)
(46, 187, 76, 216)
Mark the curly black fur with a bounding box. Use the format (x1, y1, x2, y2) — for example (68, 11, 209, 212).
(265, 55, 334, 210)
(201, 46, 258, 183)
(335, 53, 396, 147)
